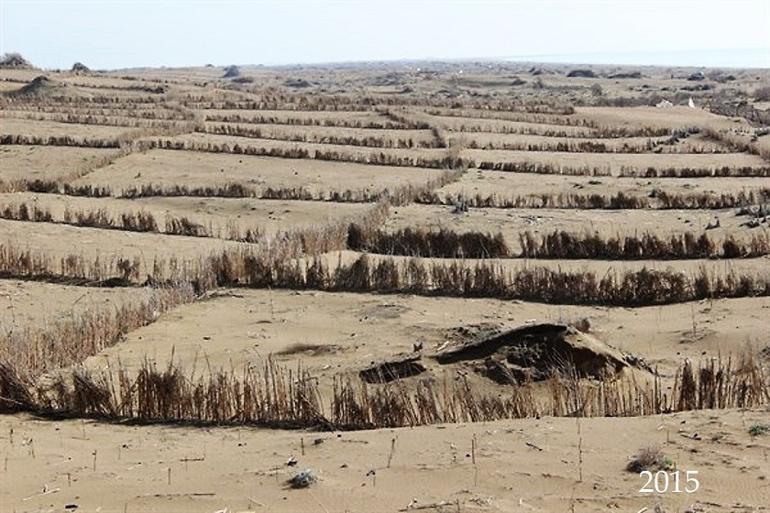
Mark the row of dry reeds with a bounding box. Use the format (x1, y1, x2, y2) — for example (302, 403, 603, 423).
(0, 197, 392, 257)
(0, 285, 195, 376)
(465, 138, 730, 155)
(1, 353, 765, 429)
(10, 166, 460, 208)
(347, 225, 510, 258)
(175, 94, 578, 113)
(201, 123, 441, 148)
(132, 138, 475, 170)
(203, 112, 406, 129)
(477, 161, 612, 176)
(416, 189, 770, 210)
(3, 104, 194, 121)
(204, 252, 770, 306)
(0, 201, 252, 240)
(519, 230, 770, 259)
(421, 107, 589, 126)
(437, 121, 671, 138)
(0, 110, 187, 130)
(0, 133, 122, 148)
(478, 160, 770, 178)
(2, 243, 768, 306)
(619, 166, 770, 178)
(467, 139, 663, 153)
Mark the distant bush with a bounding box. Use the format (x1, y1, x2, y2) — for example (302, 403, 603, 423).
(567, 69, 596, 78)
(222, 65, 240, 78)
(753, 86, 770, 102)
(0, 52, 32, 68)
(71, 62, 90, 73)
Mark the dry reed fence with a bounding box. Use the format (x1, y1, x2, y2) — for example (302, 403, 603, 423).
(0, 201, 263, 242)
(133, 138, 474, 170)
(0, 353, 765, 430)
(0, 110, 187, 130)
(465, 137, 732, 155)
(421, 107, 588, 126)
(4, 104, 195, 121)
(416, 189, 770, 210)
(0, 285, 195, 376)
(175, 94, 578, 113)
(478, 160, 770, 178)
(2, 244, 769, 307)
(347, 225, 510, 258)
(201, 123, 440, 149)
(619, 166, 770, 178)
(205, 252, 770, 306)
(519, 230, 770, 259)
(347, 224, 770, 260)
(435, 122, 671, 138)
(203, 112, 406, 129)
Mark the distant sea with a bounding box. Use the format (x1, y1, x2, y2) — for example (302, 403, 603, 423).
(504, 48, 769, 69)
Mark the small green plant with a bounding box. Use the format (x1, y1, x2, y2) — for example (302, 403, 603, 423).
(749, 424, 769, 436)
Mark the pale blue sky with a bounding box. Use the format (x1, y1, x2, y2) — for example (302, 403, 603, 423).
(1, 0, 768, 69)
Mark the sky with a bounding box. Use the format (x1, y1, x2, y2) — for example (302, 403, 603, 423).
(1, 0, 768, 69)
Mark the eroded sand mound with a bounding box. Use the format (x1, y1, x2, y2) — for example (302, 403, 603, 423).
(5, 75, 88, 98)
(436, 322, 648, 383)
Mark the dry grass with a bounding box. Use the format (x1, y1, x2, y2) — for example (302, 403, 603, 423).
(0, 352, 765, 430)
(0, 285, 195, 376)
(519, 230, 770, 259)
(417, 188, 770, 210)
(347, 225, 510, 258)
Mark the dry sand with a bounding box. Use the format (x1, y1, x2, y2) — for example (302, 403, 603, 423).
(2, 409, 768, 512)
(74, 149, 445, 196)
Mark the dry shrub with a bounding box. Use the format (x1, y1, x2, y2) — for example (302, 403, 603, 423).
(626, 445, 672, 472)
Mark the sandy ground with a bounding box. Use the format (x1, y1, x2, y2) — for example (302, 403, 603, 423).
(0, 117, 144, 140)
(166, 132, 451, 164)
(2, 408, 768, 512)
(463, 149, 766, 173)
(383, 204, 764, 249)
(436, 168, 770, 200)
(202, 122, 437, 147)
(0, 218, 243, 278)
(448, 131, 671, 151)
(2, 63, 770, 513)
(0, 279, 140, 329)
(327, 250, 770, 283)
(82, 289, 769, 381)
(424, 113, 594, 136)
(0, 145, 121, 183)
(198, 109, 393, 126)
(0, 193, 371, 237)
(574, 106, 750, 131)
(74, 149, 444, 196)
